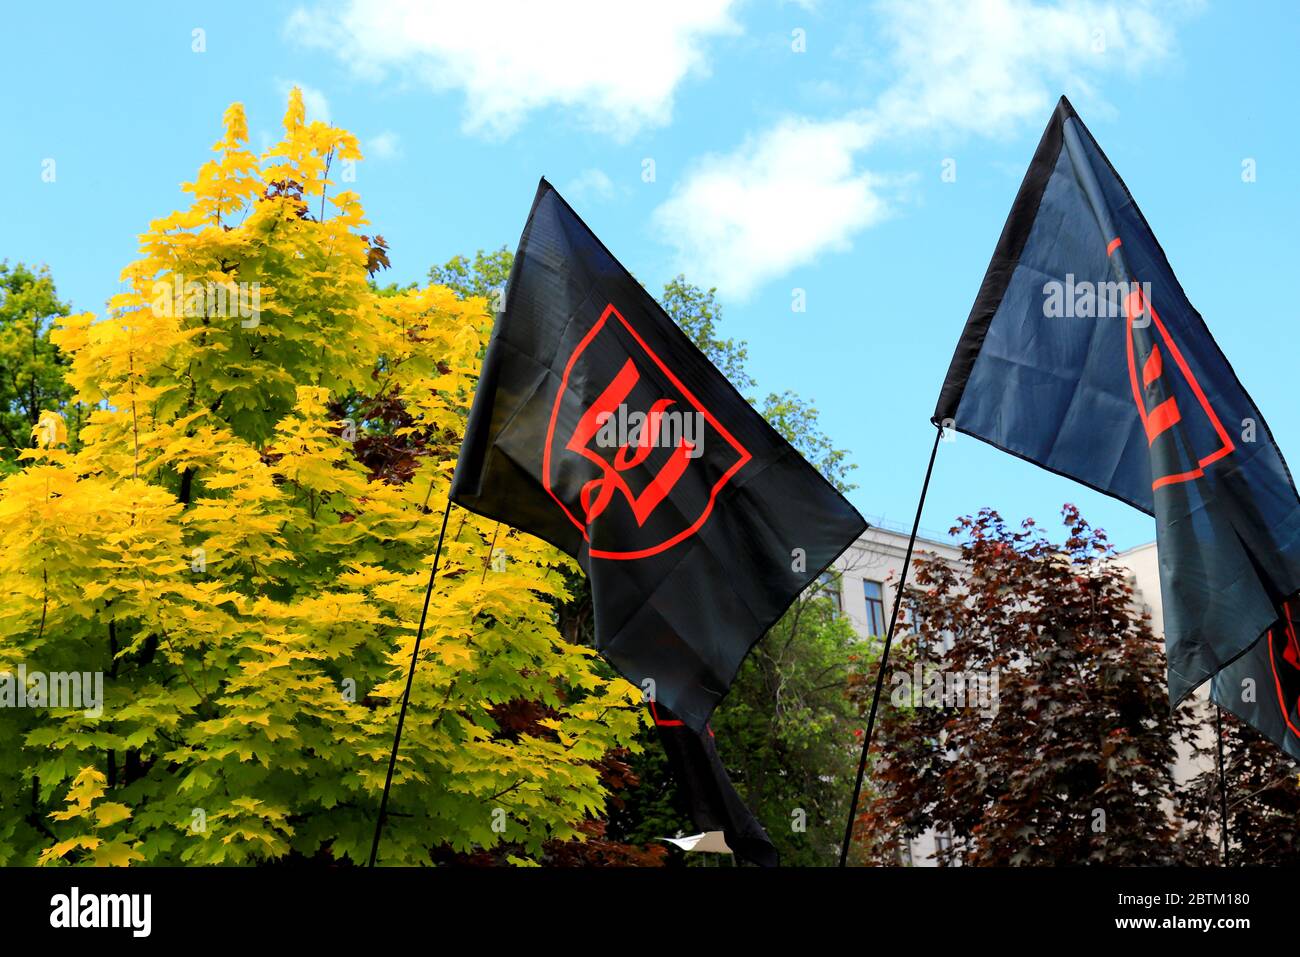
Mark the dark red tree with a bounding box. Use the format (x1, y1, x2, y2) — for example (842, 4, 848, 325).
(853, 506, 1199, 865)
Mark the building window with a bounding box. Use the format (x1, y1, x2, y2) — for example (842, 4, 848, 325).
(908, 604, 928, 654)
(897, 838, 913, 867)
(816, 571, 842, 618)
(934, 828, 954, 858)
(864, 580, 886, 636)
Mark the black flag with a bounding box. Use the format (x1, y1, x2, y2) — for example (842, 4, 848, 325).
(453, 178, 865, 728)
(935, 96, 1300, 759)
(450, 180, 864, 861)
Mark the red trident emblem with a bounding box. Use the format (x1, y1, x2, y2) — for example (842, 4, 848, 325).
(542, 303, 751, 561)
(565, 358, 695, 527)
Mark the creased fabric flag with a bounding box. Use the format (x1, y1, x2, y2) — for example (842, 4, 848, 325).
(451, 179, 865, 727)
(935, 96, 1300, 759)
(652, 702, 778, 867)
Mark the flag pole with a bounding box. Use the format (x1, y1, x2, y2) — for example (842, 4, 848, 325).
(368, 496, 454, 866)
(838, 421, 943, 867)
(1215, 704, 1230, 867)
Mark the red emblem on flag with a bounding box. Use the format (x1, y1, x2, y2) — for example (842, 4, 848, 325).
(1113, 238, 1235, 491)
(542, 303, 751, 561)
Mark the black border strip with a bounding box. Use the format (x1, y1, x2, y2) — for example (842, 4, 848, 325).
(932, 96, 1075, 424)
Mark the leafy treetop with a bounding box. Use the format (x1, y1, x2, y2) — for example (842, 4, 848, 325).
(0, 90, 644, 867)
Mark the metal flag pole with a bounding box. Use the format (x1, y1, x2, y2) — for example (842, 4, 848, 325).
(1215, 704, 1230, 867)
(838, 421, 944, 867)
(368, 497, 454, 867)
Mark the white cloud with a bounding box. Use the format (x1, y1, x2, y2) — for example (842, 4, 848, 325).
(652, 118, 888, 298)
(367, 130, 402, 160)
(286, 0, 741, 138)
(563, 168, 617, 204)
(869, 0, 1175, 139)
(276, 80, 332, 124)
(655, 0, 1191, 297)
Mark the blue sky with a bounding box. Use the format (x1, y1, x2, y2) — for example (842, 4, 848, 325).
(2, 0, 1297, 550)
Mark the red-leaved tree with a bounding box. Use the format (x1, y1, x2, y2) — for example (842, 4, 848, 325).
(853, 506, 1200, 865)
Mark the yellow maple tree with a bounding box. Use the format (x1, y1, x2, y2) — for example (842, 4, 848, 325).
(0, 90, 643, 866)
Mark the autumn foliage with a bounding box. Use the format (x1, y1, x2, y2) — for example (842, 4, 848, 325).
(0, 92, 645, 866)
